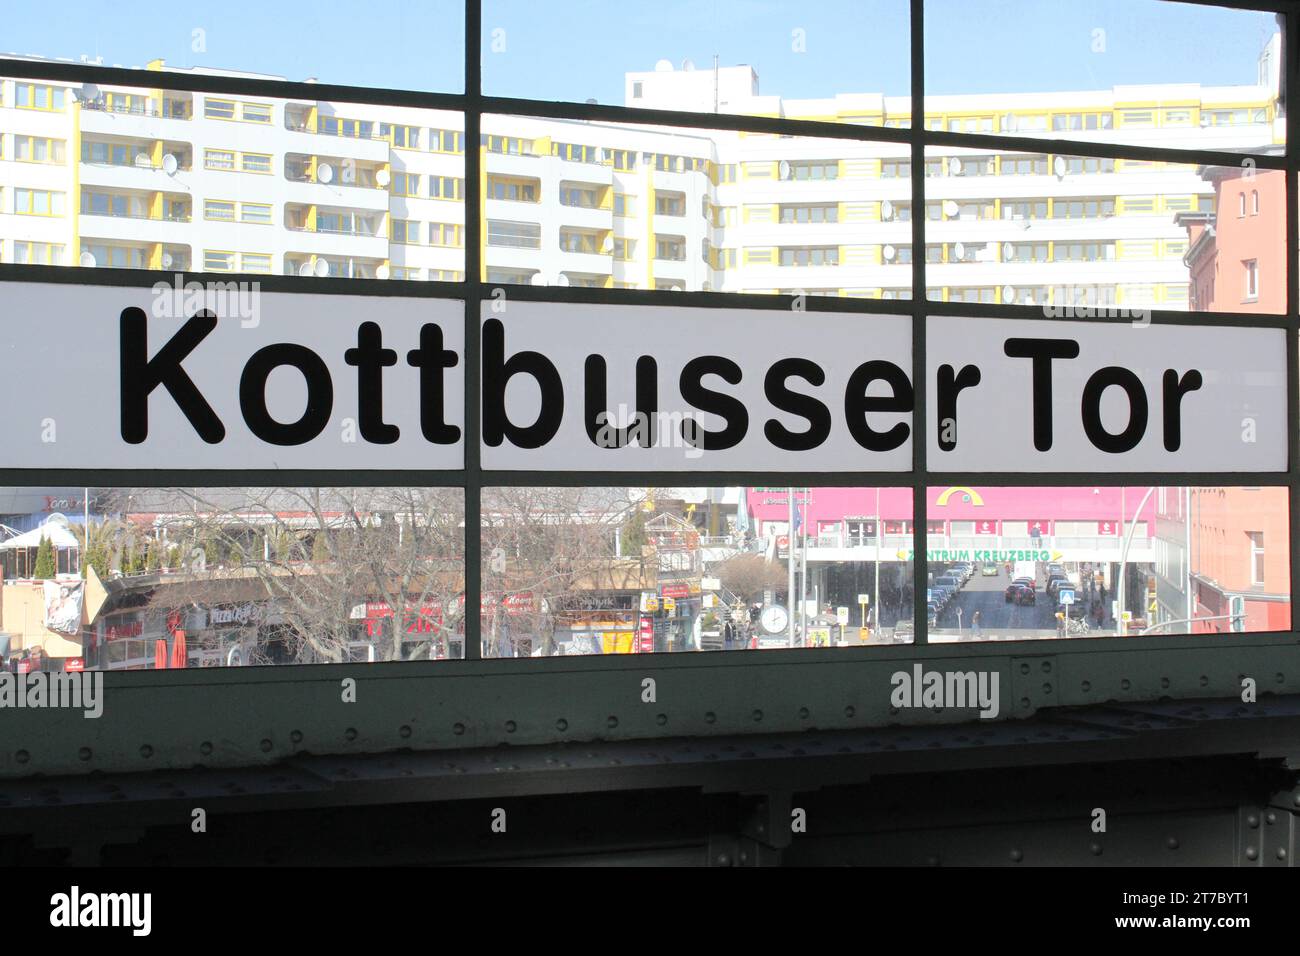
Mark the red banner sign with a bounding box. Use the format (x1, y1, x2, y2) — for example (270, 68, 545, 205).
(638, 615, 654, 653)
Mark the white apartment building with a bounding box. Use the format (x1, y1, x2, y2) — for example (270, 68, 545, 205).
(0, 32, 1283, 308)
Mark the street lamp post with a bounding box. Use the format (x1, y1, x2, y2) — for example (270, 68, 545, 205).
(787, 488, 795, 647)
(1117, 486, 1156, 633)
(874, 487, 881, 627)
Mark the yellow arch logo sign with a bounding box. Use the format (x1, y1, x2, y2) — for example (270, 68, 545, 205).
(934, 486, 984, 507)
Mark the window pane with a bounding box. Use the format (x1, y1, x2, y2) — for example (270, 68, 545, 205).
(483, 0, 910, 127)
(0, 487, 464, 671)
(925, 485, 1290, 641)
(481, 486, 914, 658)
(0, 0, 463, 92)
(484, 114, 910, 299)
(925, 0, 1284, 152)
(0, 74, 464, 281)
(923, 149, 1287, 314)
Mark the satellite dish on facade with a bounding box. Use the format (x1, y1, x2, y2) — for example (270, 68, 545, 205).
(953, 241, 966, 260)
(161, 252, 174, 268)
(654, 59, 674, 72)
(778, 160, 791, 180)
(1053, 155, 1068, 178)
(882, 244, 896, 261)
(556, 273, 570, 286)
(76, 83, 100, 103)
(881, 199, 894, 220)
(942, 199, 959, 217)
(1002, 242, 1015, 260)
(376, 263, 390, 280)
(375, 168, 391, 187)
(314, 258, 330, 277)
(530, 273, 546, 286)
(316, 162, 334, 184)
(948, 156, 963, 176)
(601, 235, 614, 253)
(298, 262, 314, 277)
(681, 59, 696, 71)
(162, 153, 178, 175)
(80, 251, 96, 268)
(1003, 285, 1016, 302)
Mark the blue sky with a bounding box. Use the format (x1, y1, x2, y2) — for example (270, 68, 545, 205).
(0, 1, 1279, 103)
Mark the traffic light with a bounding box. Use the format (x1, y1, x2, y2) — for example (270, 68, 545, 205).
(1229, 595, 1246, 633)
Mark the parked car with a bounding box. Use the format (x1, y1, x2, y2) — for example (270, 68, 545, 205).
(1009, 584, 1037, 606)
(1005, 583, 1036, 605)
(1012, 576, 1036, 590)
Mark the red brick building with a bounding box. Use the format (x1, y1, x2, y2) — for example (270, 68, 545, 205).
(1179, 159, 1286, 314)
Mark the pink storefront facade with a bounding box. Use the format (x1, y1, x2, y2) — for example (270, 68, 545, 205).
(744, 486, 1155, 566)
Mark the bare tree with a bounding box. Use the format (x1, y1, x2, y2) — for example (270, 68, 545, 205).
(124, 487, 465, 664)
(715, 553, 788, 605)
(480, 487, 652, 657)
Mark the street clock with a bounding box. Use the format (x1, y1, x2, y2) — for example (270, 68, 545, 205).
(760, 605, 790, 634)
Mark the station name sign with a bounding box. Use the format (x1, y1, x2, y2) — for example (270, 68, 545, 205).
(1, 284, 1285, 472)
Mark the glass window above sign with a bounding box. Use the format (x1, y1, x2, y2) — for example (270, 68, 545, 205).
(925, 0, 1285, 153)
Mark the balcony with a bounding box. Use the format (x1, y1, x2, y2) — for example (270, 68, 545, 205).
(79, 210, 193, 244)
(80, 160, 194, 193)
(283, 169, 391, 211)
(78, 103, 193, 140)
(284, 223, 387, 258)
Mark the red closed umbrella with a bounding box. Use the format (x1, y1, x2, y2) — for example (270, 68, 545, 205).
(170, 629, 187, 669)
(154, 638, 168, 669)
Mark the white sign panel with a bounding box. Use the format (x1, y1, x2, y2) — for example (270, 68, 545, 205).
(927, 316, 1286, 471)
(482, 301, 912, 470)
(0, 282, 464, 469)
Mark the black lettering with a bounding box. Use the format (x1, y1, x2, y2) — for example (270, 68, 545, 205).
(1081, 366, 1148, 453)
(764, 358, 831, 452)
(1003, 337, 1080, 451)
(1162, 368, 1203, 451)
(239, 344, 334, 445)
(936, 363, 981, 452)
(120, 307, 224, 444)
(344, 321, 399, 444)
(585, 355, 658, 448)
(406, 323, 461, 445)
(679, 356, 747, 451)
(482, 318, 563, 449)
(844, 360, 912, 452)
